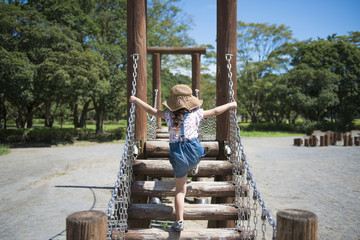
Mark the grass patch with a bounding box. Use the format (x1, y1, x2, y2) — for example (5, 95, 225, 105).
(0, 144, 10, 155)
(240, 131, 303, 137)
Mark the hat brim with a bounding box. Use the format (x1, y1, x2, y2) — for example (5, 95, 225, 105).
(163, 96, 203, 111)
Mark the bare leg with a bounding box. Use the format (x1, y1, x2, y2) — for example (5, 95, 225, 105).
(174, 175, 187, 221)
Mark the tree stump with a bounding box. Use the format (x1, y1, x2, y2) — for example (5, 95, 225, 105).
(277, 209, 318, 240)
(348, 134, 353, 146)
(355, 136, 360, 146)
(66, 210, 107, 240)
(344, 134, 349, 146)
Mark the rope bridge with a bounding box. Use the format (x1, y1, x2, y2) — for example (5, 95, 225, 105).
(105, 53, 277, 240)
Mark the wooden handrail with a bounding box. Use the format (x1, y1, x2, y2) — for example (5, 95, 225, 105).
(147, 47, 206, 55)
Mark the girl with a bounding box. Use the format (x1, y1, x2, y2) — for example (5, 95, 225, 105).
(129, 84, 237, 231)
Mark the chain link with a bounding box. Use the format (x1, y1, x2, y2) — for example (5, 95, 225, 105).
(147, 89, 158, 140)
(106, 53, 139, 240)
(196, 89, 217, 141)
(226, 54, 277, 240)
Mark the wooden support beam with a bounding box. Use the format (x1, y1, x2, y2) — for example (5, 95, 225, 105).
(133, 159, 236, 177)
(147, 47, 206, 55)
(128, 203, 246, 220)
(212, 0, 238, 229)
(131, 181, 246, 197)
(127, 0, 147, 155)
(192, 53, 201, 98)
(152, 53, 162, 128)
(277, 209, 318, 240)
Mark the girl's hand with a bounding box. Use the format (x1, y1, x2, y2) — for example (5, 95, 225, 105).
(129, 96, 137, 103)
(230, 101, 237, 109)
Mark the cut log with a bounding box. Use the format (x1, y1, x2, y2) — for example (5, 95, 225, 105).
(128, 203, 248, 220)
(121, 228, 253, 240)
(156, 132, 169, 139)
(277, 209, 318, 240)
(66, 210, 107, 240)
(131, 181, 245, 197)
(145, 140, 219, 157)
(133, 159, 236, 177)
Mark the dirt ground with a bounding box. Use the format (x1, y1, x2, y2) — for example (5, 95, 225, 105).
(0, 136, 359, 240)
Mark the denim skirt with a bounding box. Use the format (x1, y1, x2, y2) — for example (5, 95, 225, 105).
(169, 138, 206, 178)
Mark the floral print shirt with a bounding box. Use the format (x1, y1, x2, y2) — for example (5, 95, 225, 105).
(165, 108, 204, 143)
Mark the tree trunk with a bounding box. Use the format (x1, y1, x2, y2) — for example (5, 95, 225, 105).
(72, 104, 79, 128)
(79, 100, 91, 128)
(0, 94, 6, 129)
(26, 105, 34, 128)
(94, 98, 105, 134)
(44, 102, 54, 127)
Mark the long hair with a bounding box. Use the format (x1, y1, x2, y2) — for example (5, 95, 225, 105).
(171, 108, 189, 132)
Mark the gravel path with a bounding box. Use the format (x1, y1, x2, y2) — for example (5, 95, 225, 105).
(0, 137, 359, 240)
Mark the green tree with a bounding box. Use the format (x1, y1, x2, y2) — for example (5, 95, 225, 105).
(237, 21, 293, 122)
(288, 38, 360, 129)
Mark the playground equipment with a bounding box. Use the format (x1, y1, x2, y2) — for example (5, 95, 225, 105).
(66, 1, 318, 239)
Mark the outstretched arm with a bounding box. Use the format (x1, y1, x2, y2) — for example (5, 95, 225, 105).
(203, 101, 237, 119)
(129, 96, 166, 119)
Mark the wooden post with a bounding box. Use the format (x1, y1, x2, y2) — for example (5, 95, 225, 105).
(210, 0, 237, 229)
(320, 136, 325, 146)
(66, 211, 107, 240)
(192, 53, 201, 98)
(152, 53, 162, 128)
(344, 134, 349, 146)
(355, 136, 360, 146)
(127, 0, 147, 155)
(277, 209, 318, 240)
(348, 133, 353, 146)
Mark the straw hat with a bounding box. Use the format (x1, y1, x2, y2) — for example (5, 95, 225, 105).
(162, 84, 203, 111)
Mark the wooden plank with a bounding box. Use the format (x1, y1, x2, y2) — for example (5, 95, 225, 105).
(147, 47, 206, 55)
(131, 181, 246, 197)
(133, 159, 237, 177)
(128, 203, 249, 220)
(122, 228, 254, 240)
(145, 140, 219, 157)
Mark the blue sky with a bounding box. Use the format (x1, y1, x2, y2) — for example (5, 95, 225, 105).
(178, 0, 360, 47)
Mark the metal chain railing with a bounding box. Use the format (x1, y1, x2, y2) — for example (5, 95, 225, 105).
(196, 89, 217, 141)
(106, 53, 139, 240)
(226, 54, 277, 240)
(147, 89, 158, 140)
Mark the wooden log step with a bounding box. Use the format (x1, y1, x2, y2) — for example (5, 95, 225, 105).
(156, 132, 169, 139)
(128, 203, 248, 221)
(122, 228, 254, 240)
(133, 160, 238, 177)
(145, 140, 219, 157)
(131, 181, 247, 197)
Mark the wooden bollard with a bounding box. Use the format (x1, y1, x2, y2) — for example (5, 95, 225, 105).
(66, 210, 107, 240)
(277, 209, 318, 240)
(348, 134, 353, 146)
(304, 138, 310, 147)
(311, 135, 318, 147)
(320, 136, 325, 146)
(324, 134, 330, 146)
(344, 134, 349, 146)
(355, 136, 360, 146)
(294, 138, 303, 146)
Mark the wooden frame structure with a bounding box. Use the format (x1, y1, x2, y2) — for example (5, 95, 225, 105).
(147, 47, 207, 128)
